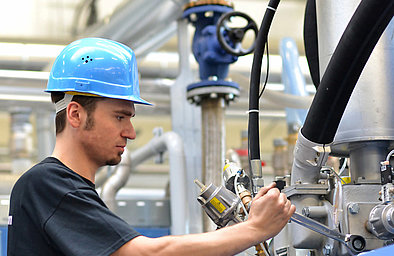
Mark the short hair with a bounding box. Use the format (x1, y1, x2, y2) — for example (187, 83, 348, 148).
(51, 92, 104, 134)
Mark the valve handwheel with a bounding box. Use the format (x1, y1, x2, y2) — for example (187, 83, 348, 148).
(216, 11, 258, 56)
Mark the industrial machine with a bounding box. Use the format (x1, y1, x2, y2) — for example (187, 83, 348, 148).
(195, 0, 394, 255)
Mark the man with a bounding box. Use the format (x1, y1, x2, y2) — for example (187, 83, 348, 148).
(8, 38, 295, 255)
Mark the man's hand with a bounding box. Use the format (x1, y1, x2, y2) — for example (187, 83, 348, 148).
(246, 183, 296, 243)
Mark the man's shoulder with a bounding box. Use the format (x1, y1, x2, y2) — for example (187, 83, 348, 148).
(12, 157, 90, 197)
(16, 157, 65, 184)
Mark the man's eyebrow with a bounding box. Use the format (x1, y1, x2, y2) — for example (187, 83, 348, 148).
(114, 110, 135, 117)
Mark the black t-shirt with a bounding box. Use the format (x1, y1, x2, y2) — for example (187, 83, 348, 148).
(7, 157, 140, 256)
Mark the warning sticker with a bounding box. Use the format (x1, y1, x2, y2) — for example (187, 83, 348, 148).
(209, 197, 226, 213)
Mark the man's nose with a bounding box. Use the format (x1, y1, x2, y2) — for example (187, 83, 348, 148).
(122, 121, 136, 140)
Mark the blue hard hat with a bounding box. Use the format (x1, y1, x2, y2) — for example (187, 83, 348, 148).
(46, 37, 152, 105)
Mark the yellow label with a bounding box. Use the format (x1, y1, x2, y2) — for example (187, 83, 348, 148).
(341, 176, 351, 184)
(210, 197, 226, 213)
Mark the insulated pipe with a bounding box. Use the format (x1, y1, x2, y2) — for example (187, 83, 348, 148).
(101, 131, 188, 235)
(280, 37, 308, 133)
(301, 0, 394, 144)
(84, 0, 189, 58)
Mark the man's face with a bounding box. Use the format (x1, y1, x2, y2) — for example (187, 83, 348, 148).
(79, 98, 136, 167)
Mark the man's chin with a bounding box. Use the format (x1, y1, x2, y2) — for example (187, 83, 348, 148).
(106, 157, 121, 166)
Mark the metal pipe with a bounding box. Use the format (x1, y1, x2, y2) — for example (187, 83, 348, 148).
(9, 107, 33, 174)
(84, 0, 189, 58)
(101, 131, 188, 235)
(279, 37, 308, 134)
(349, 141, 389, 184)
(35, 110, 55, 162)
(201, 97, 226, 231)
(290, 130, 331, 185)
(170, 19, 203, 234)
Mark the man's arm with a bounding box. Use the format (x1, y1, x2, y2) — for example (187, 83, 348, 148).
(112, 183, 295, 256)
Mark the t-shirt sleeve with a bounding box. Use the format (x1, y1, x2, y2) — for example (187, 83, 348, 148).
(43, 189, 140, 256)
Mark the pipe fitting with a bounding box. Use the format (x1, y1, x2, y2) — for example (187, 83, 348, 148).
(291, 130, 331, 185)
(368, 203, 394, 240)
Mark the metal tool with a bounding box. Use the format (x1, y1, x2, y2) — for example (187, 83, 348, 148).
(291, 212, 366, 254)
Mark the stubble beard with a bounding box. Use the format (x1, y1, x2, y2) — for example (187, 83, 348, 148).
(83, 112, 121, 166)
(106, 152, 122, 166)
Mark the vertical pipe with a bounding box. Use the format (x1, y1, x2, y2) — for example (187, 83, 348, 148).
(201, 97, 226, 231)
(10, 107, 33, 174)
(170, 19, 203, 234)
(349, 141, 390, 184)
(35, 110, 55, 162)
(280, 37, 308, 134)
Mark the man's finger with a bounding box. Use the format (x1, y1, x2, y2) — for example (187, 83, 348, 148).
(254, 182, 276, 200)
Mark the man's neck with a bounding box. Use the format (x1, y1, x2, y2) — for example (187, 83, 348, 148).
(52, 138, 98, 183)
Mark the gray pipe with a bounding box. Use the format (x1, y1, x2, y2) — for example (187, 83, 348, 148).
(10, 107, 33, 174)
(100, 131, 188, 235)
(83, 0, 189, 58)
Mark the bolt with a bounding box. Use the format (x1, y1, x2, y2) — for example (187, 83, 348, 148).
(210, 93, 218, 98)
(323, 244, 332, 255)
(193, 95, 200, 103)
(226, 93, 234, 101)
(302, 207, 310, 217)
(190, 13, 197, 22)
(349, 203, 360, 214)
(204, 11, 214, 18)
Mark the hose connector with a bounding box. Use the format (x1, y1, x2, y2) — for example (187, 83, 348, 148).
(291, 129, 331, 185)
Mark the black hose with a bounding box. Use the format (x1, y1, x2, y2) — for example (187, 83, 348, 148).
(303, 0, 320, 89)
(248, 0, 280, 161)
(301, 0, 394, 144)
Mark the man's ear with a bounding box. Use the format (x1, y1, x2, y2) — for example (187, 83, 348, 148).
(66, 101, 85, 128)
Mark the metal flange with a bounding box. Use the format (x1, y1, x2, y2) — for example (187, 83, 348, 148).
(186, 80, 240, 105)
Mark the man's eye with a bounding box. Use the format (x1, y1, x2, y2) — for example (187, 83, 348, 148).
(116, 116, 124, 120)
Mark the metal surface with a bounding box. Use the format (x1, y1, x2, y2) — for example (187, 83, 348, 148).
(186, 84, 240, 105)
(316, 0, 394, 153)
(290, 130, 331, 185)
(348, 141, 390, 184)
(289, 194, 325, 249)
(283, 183, 329, 197)
(170, 19, 203, 234)
(341, 184, 384, 253)
(195, 180, 241, 228)
(291, 212, 365, 254)
(368, 203, 394, 240)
